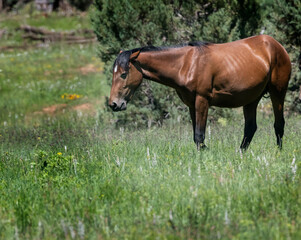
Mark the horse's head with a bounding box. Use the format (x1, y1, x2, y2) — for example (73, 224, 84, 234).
(108, 50, 142, 111)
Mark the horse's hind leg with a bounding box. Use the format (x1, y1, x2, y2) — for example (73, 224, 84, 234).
(269, 86, 286, 149)
(240, 98, 261, 150)
(268, 58, 290, 149)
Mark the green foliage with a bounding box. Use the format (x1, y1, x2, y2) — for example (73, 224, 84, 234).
(264, 0, 301, 112)
(68, 0, 93, 11)
(270, 0, 301, 47)
(34, 150, 74, 178)
(2, 0, 19, 10)
(91, 0, 270, 127)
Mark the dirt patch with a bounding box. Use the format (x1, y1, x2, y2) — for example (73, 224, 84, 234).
(72, 103, 96, 116)
(26, 99, 105, 125)
(33, 102, 96, 116)
(42, 104, 67, 114)
(79, 64, 102, 75)
(72, 103, 92, 111)
(26, 103, 68, 124)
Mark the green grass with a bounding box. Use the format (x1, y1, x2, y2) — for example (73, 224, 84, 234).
(0, 8, 105, 127)
(0, 114, 301, 239)
(0, 7, 91, 47)
(0, 43, 106, 126)
(24, 14, 91, 31)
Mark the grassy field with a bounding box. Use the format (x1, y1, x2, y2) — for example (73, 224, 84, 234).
(1, 10, 301, 240)
(0, 7, 91, 48)
(0, 43, 105, 126)
(0, 110, 301, 239)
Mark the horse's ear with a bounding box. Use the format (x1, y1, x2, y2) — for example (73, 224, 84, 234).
(130, 50, 141, 61)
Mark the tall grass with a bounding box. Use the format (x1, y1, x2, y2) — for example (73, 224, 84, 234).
(0, 111, 300, 239)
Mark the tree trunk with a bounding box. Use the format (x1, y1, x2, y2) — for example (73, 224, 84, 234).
(53, 0, 61, 11)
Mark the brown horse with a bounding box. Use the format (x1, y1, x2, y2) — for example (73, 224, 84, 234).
(108, 35, 291, 150)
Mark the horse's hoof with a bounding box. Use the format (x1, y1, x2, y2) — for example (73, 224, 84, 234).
(197, 143, 207, 151)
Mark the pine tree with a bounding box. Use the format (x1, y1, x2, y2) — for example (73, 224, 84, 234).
(264, 0, 301, 111)
(92, 0, 298, 126)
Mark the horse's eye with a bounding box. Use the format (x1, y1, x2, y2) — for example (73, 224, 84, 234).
(120, 73, 127, 79)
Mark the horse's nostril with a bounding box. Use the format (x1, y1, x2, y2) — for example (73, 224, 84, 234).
(109, 101, 126, 111)
(120, 101, 127, 110)
(110, 101, 117, 110)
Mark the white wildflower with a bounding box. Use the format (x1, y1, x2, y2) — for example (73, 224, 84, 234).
(251, 150, 255, 157)
(73, 159, 77, 175)
(224, 210, 230, 225)
(169, 210, 173, 221)
(69, 225, 75, 239)
(115, 157, 120, 167)
(15, 226, 19, 240)
(239, 149, 243, 160)
(61, 220, 68, 236)
(291, 155, 297, 180)
(208, 125, 211, 141)
(78, 219, 85, 239)
(152, 153, 157, 166)
(263, 156, 269, 167)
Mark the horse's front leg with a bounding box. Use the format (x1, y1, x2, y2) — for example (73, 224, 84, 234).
(194, 95, 209, 150)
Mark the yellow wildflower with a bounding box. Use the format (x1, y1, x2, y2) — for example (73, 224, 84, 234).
(61, 93, 82, 100)
(57, 152, 62, 156)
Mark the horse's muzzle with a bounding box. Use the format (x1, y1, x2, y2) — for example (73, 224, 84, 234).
(109, 100, 127, 111)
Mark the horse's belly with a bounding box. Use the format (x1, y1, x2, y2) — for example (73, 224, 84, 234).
(209, 68, 269, 107)
(210, 81, 267, 107)
(210, 92, 257, 107)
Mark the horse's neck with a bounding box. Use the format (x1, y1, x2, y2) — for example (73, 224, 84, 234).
(138, 50, 185, 88)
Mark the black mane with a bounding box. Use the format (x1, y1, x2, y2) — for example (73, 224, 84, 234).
(113, 41, 211, 71)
